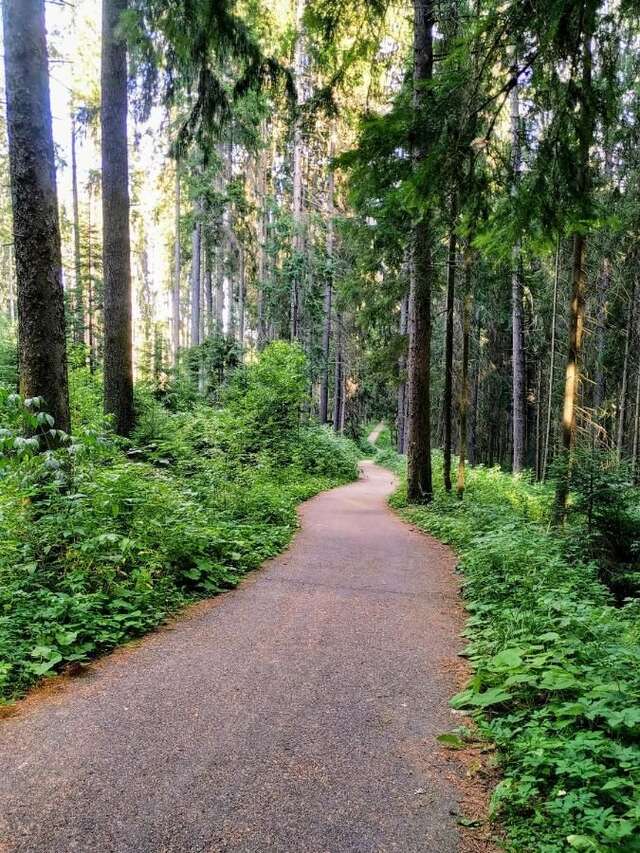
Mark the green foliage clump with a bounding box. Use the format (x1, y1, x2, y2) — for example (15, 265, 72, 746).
(380, 452, 640, 853)
(0, 342, 359, 702)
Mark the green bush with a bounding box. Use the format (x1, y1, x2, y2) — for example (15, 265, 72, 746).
(0, 342, 359, 702)
(381, 454, 640, 852)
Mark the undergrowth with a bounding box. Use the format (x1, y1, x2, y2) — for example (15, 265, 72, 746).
(0, 342, 359, 702)
(376, 436, 640, 853)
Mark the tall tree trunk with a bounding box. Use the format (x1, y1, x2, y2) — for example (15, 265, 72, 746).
(510, 79, 526, 474)
(257, 123, 269, 350)
(172, 162, 181, 363)
(468, 305, 481, 466)
(616, 277, 636, 459)
(290, 0, 306, 341)
(535, 359, 542, 480)
(406, 0, 434, 504)
(189, 213, 202, 348)
(87, 191, 96, 373)
(71, 109, 84, 347)
(333, 313, 343, 433)
(555, 14, 594, 516)
(397, 292, 409, 453)
(101, 0, 134, 436)
(319, 134, 335, 424)
(443, 217, 456, 491)
(204, 248, 213, 337)
(456, 258, 472, 498)
(542, 236, 560, 480)
(215, 252, 224, 334)
(238, 244, 245, 354)
(593, 256, 609, 417)
(3, 0, 70, 432)
(632, 359, 640, 484)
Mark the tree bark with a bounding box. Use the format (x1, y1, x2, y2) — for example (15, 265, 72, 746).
(319, 134, 335, 424)
(406, 0, 434, 503)
(593, 256, 609, 416)
(542, 236, 560, 480)
(456, 258, 472, 498)
(468, 305, 480, 466)
(443, 218, 456, 491)
(204, 248, 213, 337)
(616, 277, 636, 459)
(87, 190, 96, 373)
(189, 212, 202, 348)
(71, 109, 84, 347)
(555, 12, 594, 516)
(101, 0, 134, 436)
(632, 359, 640, 484)
(510, 80, 526, 474)
(333, 313, 344, 433)
(3, 0, 70, 432)
(172, 162, 181, 363)
(290, 0, 306, 341)
(397, 292, 409, 453)
(238, 244, 245, 354)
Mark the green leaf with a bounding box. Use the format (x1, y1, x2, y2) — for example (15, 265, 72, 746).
(30, 655, 62, 676)
(566, 835, 600, 850)
(491, 648, 524, 669)
(437, 733, 465, 749)
(55, 630, 79, 646)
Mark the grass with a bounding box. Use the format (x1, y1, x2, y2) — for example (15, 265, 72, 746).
(375, 435, 640, 853)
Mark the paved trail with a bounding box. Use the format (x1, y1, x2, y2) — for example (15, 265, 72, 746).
(366, 421, 385, 447)
(0, 463, 468, 853)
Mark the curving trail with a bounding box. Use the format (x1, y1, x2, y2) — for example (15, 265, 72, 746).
(0, 462, 470, 853)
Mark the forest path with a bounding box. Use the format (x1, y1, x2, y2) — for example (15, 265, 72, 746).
(0, 462, 470, 853)
(367, 420, 385, 445)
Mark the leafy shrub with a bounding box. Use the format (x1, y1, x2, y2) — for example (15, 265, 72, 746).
(0, 342, 359, 702)
(222, 341, 308, 461)
(291, 425, 359, 480)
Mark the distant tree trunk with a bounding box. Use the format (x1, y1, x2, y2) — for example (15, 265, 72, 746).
(542, 237, 560, 480)
(215, 253, 224, 334)
(535, 359, 542, 480)
(406, 0, 434, 504)
(204, 249, 213, 337)
(87, 192, 96, 373)
(3, 0, 70, 432)
(457, 259, 472, 498)
(616, 277, 636, 460)
(632, 361, 640, 484)
(101, 0, 134, 436)
(333, 313, 344, 433)
(172, 162, 181, 363)
(238, 244, 245, 354)
(510, 80, 525, 474)
(443, 218, 456, 491)
(290, 0, 306, 341)
(397, 292, 409, 453)
(555, 15, 594, 516)
(319, 137, 335, 425)
(257, 123, 269, 350)
(593, 256, 609, 417)
(71, 109, 84, 346)
(468, 306, 480, 466)
(190, 213, 202, 348)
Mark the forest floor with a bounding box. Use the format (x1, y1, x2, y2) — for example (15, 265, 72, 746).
(0, 462, 492, 853)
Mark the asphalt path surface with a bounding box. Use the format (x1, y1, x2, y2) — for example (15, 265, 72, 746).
(0, 462, 466, 853)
